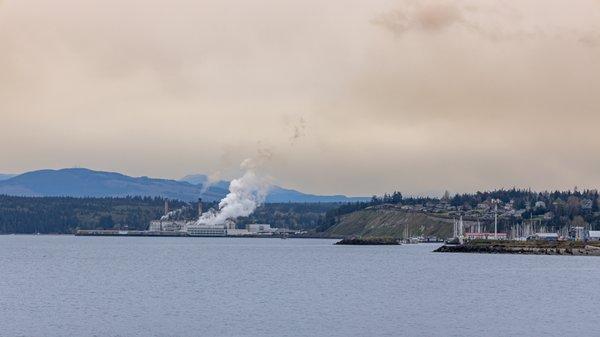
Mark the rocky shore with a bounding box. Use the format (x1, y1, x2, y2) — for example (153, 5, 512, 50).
(335, 237, 400, 245)
(435, 240, 600, 256)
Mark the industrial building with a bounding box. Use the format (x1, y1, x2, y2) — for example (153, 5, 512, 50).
(148, 220, 187, 232)
(146, 199, 280, 237)
(246, 224, 275, 235)
(186, 224, 227, 237)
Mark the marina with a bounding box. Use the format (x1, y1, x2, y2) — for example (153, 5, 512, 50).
(437, 212, 600, 256)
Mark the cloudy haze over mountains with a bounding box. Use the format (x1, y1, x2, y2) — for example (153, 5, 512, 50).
(2, 0, 600, 195)
(0, 168, 368, 202)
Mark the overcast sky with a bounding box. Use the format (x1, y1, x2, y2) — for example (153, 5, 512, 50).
(2, 0, 600, 196)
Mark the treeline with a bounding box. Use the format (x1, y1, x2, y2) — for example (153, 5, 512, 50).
(316, 188, 600, 232)
(236, 202, 343, 230)
(0, 195, 190, 234)
(450, 188, 600, 227)
(449, 188, 599, 210)
(4, 188, 599, 234)
(0, 195, 341, 233)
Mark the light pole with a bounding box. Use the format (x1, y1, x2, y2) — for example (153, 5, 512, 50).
(492, 199, 499, 239)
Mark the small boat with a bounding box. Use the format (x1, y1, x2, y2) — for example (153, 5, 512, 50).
(445, 238, 460, 245)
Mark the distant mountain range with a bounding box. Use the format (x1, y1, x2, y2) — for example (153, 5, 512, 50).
(179, 174, 230, 190)
(0, 168, 368, 203)
(0, 174, 16, 181)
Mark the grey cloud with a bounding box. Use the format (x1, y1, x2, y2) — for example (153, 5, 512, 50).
(372, 0, 600, 45)
(372, 2, 465, 36)
(2, 0, 600, 196)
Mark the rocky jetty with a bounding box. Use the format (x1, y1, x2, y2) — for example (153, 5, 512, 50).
(335, 237, 400, 245)
(435, 240, 600, 256)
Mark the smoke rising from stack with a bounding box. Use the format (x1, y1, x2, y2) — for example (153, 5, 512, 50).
(161, 208, 181, 221)
(192, 134, 289, 227)
(161, 206, 189, 221)
(194, 158, 271, 226)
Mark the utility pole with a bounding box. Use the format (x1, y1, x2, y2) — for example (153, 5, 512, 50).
(453, 218, 457, 239)
(458, 215, 464, 244)
(493, 199, 498, 240)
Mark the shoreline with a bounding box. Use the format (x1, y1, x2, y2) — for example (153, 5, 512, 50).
(1, 233, 342, 239)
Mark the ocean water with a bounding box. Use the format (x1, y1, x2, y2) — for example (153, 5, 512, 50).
(1, 235, 599, 337)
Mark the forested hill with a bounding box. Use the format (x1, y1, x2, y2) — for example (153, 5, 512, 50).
(0, 195, 340, 234)
(316, 188, 600, 238)
(0, 195, 190, 234)
(236, 202, 342, 230)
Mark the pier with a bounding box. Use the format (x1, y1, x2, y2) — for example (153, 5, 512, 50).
(75, 230, 188, 237)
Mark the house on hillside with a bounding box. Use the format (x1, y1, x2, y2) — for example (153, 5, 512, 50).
(553, 198, 566, 208)
(515, 209, 527, 218)
(588, 231, 600, 241)
(477, 203, 490, 211)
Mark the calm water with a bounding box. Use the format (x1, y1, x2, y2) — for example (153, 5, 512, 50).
(1, 236, 599, 337)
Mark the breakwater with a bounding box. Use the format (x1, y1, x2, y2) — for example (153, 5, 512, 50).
(435, 240, 600, 256)
(335, 237, 400, 245)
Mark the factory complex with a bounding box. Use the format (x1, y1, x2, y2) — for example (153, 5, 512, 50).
(76, 200, 298, 237)
(149, 219, 284, 237)
(149, 200, 293, 237)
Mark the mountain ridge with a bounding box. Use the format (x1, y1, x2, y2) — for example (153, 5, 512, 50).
(0, 174, 16, 181)
(0, 168, 369, 203)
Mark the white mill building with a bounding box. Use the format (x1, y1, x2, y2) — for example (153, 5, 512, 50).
(148, 199, 228, 237)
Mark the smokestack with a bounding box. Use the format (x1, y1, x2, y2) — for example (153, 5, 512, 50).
(164, 199, 169, 216)
(198, 198, 203, 217)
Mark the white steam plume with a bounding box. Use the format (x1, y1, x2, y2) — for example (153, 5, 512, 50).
(195, 159, 270, 226)
(160, 206, 188, 221)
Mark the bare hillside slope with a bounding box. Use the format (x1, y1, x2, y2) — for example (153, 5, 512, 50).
(327, 205, 475, 238)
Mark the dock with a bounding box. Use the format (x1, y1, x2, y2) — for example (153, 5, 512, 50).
(75, 230, 187, 237)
